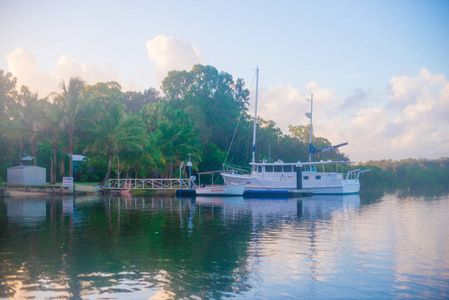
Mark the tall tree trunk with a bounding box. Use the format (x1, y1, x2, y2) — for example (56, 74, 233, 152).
(60, 159, 65, 178)
(32, 138, 37, 166)
(69, 128, 74, 177)
(51, 141, 57, 184)
(101, 154, 113, 185)
(50, 158, 54, 184)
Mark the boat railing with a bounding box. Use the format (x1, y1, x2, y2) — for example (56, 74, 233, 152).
(222, 164, 251, 175)
(356, 169, 370, 179)
(345, 169, 370, 181)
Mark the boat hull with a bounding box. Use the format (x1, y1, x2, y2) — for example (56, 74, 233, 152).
(221, 173, 360, 195)
(195, 184, 246, 196)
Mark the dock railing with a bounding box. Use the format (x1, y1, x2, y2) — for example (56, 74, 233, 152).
(103, 178, 195, 190)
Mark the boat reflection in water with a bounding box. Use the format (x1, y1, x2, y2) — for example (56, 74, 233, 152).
(298, 194, 360, 219)
(195, 196, 245, 206)
(194, 194, 361, 225)
(2, 192, 447, 299)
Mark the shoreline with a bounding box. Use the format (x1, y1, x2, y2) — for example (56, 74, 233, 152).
(8, 190, 50, 197)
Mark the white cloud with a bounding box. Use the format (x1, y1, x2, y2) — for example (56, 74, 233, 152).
(146, 35, 204, 88)
(7, 47, 57, 96)
(388, 68, 446, 110)
(254, 84, 308, 130)
(253, 69, 449, 162)
(52, 55, 120, 86)
(378, 69, 449, 160)
(7, 47, 121, 96)
(251, 81, 338, 135)
(345, 69, 449, 161)
(6, 46, 448, 162)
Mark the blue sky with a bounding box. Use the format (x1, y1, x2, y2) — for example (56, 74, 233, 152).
(1, 0, 448, 162)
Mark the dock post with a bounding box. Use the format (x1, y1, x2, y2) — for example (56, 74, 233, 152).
(296, 162, 303, 190)
(187, 160, 192, 190)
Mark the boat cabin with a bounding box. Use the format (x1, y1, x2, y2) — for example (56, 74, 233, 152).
(250, 159, 349, 183)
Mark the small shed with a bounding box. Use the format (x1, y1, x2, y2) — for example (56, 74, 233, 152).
(73, 154, 88, 172)
(7, 166, 46, 185)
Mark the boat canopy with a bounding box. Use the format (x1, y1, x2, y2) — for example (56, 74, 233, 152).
(249, 160, 355, 167)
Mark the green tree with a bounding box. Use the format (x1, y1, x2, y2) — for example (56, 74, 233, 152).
(0, 85, 48, 170)
(0, 70, 18, 121)
(54, 77, 87, 178)
(83, 101, 148, 185)
(156, 118, 202, 177)
(124, 88, 161, 114)
(13, 86, 48, 166)
(140, 101, 202, 177)
(44, 102, 64, 184)
(162, 65, 249, 148)
(288, 124, 311, 143)
(83, 81, 124, 111)
(118, 129, 163, 179)
(0, 70, 19, 179)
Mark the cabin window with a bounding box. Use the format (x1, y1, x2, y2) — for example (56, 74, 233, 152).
(303, 176, 309, 180)
(315, 175, 321, 180)
(284, 165, 293, 172)
(265, 166, 273, 172)
(257, 166, 262, 173)
(274, 166, 283, 172)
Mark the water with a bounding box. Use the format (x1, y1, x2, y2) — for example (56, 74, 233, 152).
(1, 192, 448, 299)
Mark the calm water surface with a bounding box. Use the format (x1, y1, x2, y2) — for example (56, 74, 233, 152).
(1, 191, 448, 299)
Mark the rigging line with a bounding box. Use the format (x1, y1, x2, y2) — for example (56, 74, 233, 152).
(315, 100, 348, 143)
(224, 69, 258, 165)
(224, 108, 244, 164)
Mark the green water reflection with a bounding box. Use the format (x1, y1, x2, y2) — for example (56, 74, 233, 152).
(1, 196, 255, 299)
(1, 192, 448, 299)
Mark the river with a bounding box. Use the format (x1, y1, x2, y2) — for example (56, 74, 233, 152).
(1, 191, 448, 299)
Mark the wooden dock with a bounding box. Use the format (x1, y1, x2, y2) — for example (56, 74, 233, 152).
(102, 178, 193, 191)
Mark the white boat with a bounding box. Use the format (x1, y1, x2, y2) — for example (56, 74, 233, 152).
(221, 67, 369, 195)
(195, 170, 246, 196)
(222, 160, 367, 195)
(195, 183, 246, 196)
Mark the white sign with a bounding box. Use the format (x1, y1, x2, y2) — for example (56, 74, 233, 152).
(63, 177, 73, 187)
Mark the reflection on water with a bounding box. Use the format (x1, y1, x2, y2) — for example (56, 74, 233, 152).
(0, 192, 448, 299)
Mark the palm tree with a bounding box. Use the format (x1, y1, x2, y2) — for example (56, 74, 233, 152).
(156, 117, 202, 177)
(120, 130, 164, 178)
(55, 77, 86, 178)
(140, 101, 202, 177)
(17, 87, 47, 165)
(44, 102, 64, 184)
(0, 86, 47, 166)
(84, 101, 148, 185)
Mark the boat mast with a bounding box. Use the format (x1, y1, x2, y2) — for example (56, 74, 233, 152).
(308, 93, 313, 162)
(252, 66, 259, 164)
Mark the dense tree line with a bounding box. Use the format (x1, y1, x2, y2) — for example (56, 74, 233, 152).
(358, 158, 449, 192)
(1, 65, 347, 185)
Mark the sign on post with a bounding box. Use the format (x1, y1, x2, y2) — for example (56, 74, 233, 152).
(63, 177, 73, 188)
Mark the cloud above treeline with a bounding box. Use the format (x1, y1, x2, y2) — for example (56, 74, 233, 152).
(3, 40, 448, 162)
(255, 68, 449, 162)
(6, 36, 204, 95)
(7, 47, 120, 96)
(146, 35, 203, 87)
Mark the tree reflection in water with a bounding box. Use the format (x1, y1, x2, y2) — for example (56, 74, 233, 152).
(4, 193, 446, 299)
(0, 195, 255, 299)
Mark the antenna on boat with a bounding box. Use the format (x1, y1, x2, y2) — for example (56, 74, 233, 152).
(252, 66, 259, 164)
(307, 93, 313, 162)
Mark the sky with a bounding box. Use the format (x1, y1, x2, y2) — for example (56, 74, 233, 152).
(1, 0, 448, 162)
